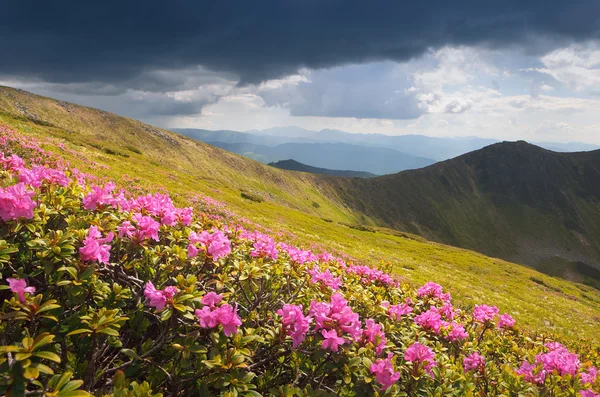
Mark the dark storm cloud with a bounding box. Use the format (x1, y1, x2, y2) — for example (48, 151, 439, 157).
(1, 0, 599, 87)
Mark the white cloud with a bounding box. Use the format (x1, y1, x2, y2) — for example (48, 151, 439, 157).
(533, 44, 600, 91)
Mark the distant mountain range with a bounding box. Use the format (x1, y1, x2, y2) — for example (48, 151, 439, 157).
(205, 140, 434, 175)
(268, 159, 376, 178)
(174, 127, 600, 176)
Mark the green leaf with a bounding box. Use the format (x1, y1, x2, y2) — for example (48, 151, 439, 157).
(66, 329, 93, 336)
(32, 351, 61, 363)
(37, 304, 61, 314)
(15, 352, 33, 361)
(60, 380, 84, 392)
(33, 333, 55, 350)
(120, 349, 139, 359)
(30, 362, 54, 375)
(97, 327, 120, 336)
(59, 391, 93, 397)
(23, 366, 40, 380)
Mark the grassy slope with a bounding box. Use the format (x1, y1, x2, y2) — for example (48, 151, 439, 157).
(1, 86, 600, 342)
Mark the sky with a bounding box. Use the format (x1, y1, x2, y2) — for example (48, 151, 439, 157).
(1, 1, 600, 143)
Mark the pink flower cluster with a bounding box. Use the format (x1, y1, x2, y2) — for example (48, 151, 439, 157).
(188, 229, 231, 261)
(580, 390, 600, 397)
(473, 305, 515, 329)
(517, 342, 581, 384)
(83, 183, 122, 210)
(310, 293, 362, 350)
(249, 232, 278, 260)
(0, 183, 36, 222)
(19, 165, 70, 188)
(280, 244, 318, 265)
(370, 353, 401, 391)
(387, 299, 413, 320)
(362, 319, 387, 355)
(128, 193, 193, 226)
(404, 342, 437, 376)
(473, 304, 499, 322)
(417, 281, 451, 302)
(7, 278, 36, 303)
(277, 304, 311, 348)
(581, 366, 598, 385)
(118, 213, 161, 242)
(144, 281, 178, 311)
(84, 187, 193, 227)
(308, 266, 342, 290)
(464, 352, 486, 373)
(446, 323, 469, 342)
(79, 226, 114, 264)
(414, 307, 444, 333)
(195, 293, 242, 336)
(346, 264, 396, 286)
(498, 313, 516, 329)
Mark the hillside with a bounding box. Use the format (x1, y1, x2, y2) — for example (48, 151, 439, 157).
(269, 159, 376, 178)
(3, 124, 599, 396)
(1, 85, 600, 343)
(331, 141, 600, 286)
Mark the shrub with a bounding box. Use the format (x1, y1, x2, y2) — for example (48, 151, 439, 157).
(241, 191, 263, 203)
(0, 124, 599, 396)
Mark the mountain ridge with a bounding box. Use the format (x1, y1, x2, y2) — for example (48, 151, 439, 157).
(332, 140, 600, 284)
(268, 159, 376, 178)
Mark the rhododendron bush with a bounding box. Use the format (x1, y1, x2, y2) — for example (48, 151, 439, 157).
(0, 125, 599, 397)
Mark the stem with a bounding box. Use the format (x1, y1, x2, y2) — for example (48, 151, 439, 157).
(83, 333, 98, 391)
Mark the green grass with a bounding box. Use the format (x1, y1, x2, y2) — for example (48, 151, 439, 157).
(1, 87, 600, 343)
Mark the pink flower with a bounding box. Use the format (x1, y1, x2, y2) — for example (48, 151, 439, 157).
(473, 304, 499, 323)
(388, 301, 413, 320)
(440, 303, 456, 320)
(417, 282, 444, 300)
(195, 302, 242, 336)
(144, 281, 178, 311)
(131, 213, 160, 242)
(277, 304, 311, 348)
(414, 308, 444, 334)
(202, 292, 223, 308)
(370, 354, 400, 391)
(321, 329, 345, 352)
(214, 304, 242, 336)
(464, 352, 485, 372)
(309, 293, 362, 341)
(195, 306, 219, 328)
(581, 366, 598, 385)
(446, 323, 468, 342)
(83, 184, 115, 210)
(498, 313, 516, 329)
(536, 345, 580, 377)
(188, 230, 231, 261)
(117, 221, 136, 238)
(0, 183, 36, 221)
(580, 390, 600, 397)
(309, 300, 333, 330)
(404, 342, 437, 376)
(516, 361, 546, 384)
(79, 226, 114, 264)
(308, 266, 342, 290)
(250, 232, 278, 260)
(7, 278, 36, 303)
(363, 319, 386, 355)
